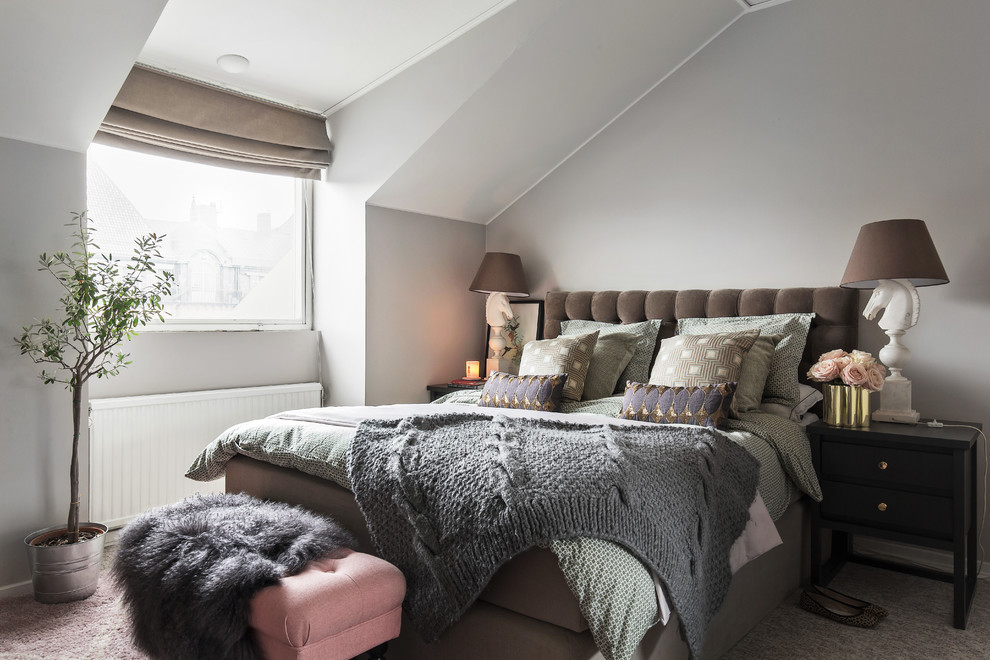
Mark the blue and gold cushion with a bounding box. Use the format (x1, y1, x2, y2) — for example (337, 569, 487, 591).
(478, 372, 569, 412)
(618, 381, 737, 428)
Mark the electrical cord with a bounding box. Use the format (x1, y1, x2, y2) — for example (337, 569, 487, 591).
(923, 420, 987, 576)
(861, 421, 988, 579)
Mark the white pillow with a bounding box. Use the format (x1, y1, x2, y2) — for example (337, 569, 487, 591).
(794, 383, 824, 415)
(759, 383, 822, 421)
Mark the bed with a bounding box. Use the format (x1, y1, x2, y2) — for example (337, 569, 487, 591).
(187, 286, 858, 660)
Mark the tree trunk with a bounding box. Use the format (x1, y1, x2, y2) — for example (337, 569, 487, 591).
(68, 383, 81, 543)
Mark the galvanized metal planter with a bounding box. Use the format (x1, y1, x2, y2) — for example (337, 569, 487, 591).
(24, 523, 107, 603)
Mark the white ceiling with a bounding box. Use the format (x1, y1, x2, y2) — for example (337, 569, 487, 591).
(138, 0, 516, 115)
(138, 0, 762, 223)
(369, 0, 746, 223)
(0, 1, 167, 152)
(0, 0, 785, 223)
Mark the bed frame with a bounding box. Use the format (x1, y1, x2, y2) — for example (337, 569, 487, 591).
(227, 286, 857, 660)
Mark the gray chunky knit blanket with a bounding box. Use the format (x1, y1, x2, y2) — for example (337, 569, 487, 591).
(348, 412, 760, 659)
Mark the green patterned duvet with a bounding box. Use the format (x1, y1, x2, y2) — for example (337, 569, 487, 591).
(187, 391, 817, 660)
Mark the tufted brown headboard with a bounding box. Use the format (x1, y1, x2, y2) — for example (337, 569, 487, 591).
(544, 287, 858, 386)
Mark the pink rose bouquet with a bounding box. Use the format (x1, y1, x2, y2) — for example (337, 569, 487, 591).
(807, 349, 887, 392)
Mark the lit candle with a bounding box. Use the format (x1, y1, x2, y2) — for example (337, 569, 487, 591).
(465, 361, 481, 380)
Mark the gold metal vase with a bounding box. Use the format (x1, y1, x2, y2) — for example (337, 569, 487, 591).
(822, 383, 871, 428)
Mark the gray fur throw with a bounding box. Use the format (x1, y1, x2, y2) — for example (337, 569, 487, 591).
(112, 492, 355, 660)
(349, 412, 760, 660)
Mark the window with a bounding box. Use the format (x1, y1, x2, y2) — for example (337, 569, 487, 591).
(87, 143, 310, 329)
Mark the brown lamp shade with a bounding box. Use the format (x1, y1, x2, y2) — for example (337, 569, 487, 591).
(469, 252, 529, 297)
(841, 219, 949, 289)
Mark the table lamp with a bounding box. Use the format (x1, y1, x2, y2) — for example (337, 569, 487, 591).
(469, 252, 529, 376)
(840, 219, 949, 423)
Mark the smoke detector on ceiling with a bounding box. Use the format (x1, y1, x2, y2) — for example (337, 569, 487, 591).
(217, 54, 250, 74)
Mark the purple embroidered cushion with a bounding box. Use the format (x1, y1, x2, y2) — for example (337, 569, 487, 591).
(618, 381, 737, 428)
(478, 372, 568, 412)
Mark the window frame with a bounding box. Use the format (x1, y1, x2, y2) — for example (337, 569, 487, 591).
(87, 146, 314, 332)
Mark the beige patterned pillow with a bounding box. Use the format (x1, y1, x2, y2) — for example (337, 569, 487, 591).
(519, 331, 599, 401)
(560, 319, 662, 391)
(648, 330, 760, 388)
(677, 313, 814, 406)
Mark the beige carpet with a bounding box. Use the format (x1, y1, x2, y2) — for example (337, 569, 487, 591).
(725, 562, 990, 659)
(1, 554, 987, 659)
(0, 577, 143, 659)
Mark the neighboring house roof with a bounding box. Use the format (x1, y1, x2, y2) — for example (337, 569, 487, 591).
(152, 217, 295, 270)
(86, 164, 154, 258)
(87, 162, 295, 271)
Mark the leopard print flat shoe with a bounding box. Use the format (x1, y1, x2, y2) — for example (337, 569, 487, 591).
(799, 590, 881, 628)
(811, 583, 889, 618)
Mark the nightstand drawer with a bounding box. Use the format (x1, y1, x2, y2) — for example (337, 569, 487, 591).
(820, 481, 953, 538)
(821, 442, 952, 491)
(810, 420, 982, 629)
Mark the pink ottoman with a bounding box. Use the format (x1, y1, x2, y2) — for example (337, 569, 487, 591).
(249, 549, 406, 660)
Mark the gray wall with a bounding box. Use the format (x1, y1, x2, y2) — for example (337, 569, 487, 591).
(488, 0, 989, 426)
(87, 331, 320, 399)
(313, 0, 540, 405)
(365, 206, 486, 404)
(0, 137, 86, 593)
(488, 0, 990, 563)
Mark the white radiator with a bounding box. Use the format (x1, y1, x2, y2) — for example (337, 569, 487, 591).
(88, 382, 322, 529)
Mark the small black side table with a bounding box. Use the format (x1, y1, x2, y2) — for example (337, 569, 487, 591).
(426, 383, 483, 402)
(808, 419, 982, 629)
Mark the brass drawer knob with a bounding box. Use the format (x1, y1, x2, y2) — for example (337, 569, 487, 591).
(878, 461, 888, 470)
(878, 502, 888, 512)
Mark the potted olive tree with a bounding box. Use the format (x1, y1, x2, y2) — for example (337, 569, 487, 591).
(16, 211, 173, 603)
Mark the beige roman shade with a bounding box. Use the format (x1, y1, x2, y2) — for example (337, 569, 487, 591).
(94, 66, 331, 179)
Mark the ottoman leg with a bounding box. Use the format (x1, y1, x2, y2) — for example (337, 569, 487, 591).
(365, 641, 388, 659)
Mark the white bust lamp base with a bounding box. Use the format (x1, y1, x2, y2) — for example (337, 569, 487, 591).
(485, 323, 517, 377)
(486, 357, 515, 377)
(871, 328, 921, 424)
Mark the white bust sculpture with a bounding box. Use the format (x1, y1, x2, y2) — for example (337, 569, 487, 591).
(863, 278, 925, 423)
(862, 278, 920, 383)
(485, 292, 514, 358)
(863, 279, 920, 333)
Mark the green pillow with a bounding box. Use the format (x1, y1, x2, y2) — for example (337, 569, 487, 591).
(731, 334, 782, 416)
(677, 313, 814, 406)
(581, 332, 638, 400)
(561, 319, 662, 393)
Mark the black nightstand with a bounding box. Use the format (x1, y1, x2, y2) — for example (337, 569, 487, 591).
(808, 420, 982, 629)
(426, 383, 483, 402)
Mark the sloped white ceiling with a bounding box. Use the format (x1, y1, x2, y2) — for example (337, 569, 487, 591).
(133, 0, 749, 225)
(0, 1, 166, 152)
(1, 0, 758, 225)
(138, 0, 516, 114)
(369, 0, 744, 223)
(323, 0, 558, 191)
